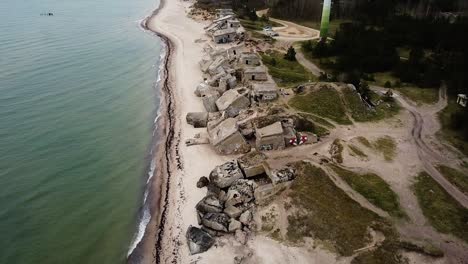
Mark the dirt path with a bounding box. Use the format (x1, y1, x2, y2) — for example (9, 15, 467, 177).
(372, 85, 468, 208)
(294, 45, 322, 76)
(256, 9, 319, 41)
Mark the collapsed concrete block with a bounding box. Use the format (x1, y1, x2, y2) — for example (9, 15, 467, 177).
(225, 179, 256, 207)
(208, 118, 250, 155)
(196, 195, 223, 214)
(209, 160, 244, 189)
(201, 212, 230, 232)
(224, 205, 243, 218)
(237, 151, 267, 178)
(229, 219, 242, 232)
(254, 182, 293, 203)
(186, 112, 209, 128)
(186, 226, 215, 255)
(202, 90, 220, 112)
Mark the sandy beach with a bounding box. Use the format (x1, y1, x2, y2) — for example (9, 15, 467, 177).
(130, 0, 330, 263)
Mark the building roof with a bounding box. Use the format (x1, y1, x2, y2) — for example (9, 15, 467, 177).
(240, 53, 259, 60)
(256, 122, 283, 138)
(252, 83, 277, 93)
(209, 118, 239, 146)
(458, 94, 467, 99)
(244, 66, 267, 74)
(213, 28, 237, 37)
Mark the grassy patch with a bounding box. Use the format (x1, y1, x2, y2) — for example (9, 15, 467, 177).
(372, 72, 400, 87)
(413, 172, 468, 243)
(436, 165, 468, 194)
(342, 88, 400, 122)
(261, 52, 316, 87)
(287, 163, 405, 263)
(286, 163, 380, 255)
(348, 144, 368, 158)
(298, 113, 335, 129)
(374, 136, 397, 161)
(357, 136, 372, 148)
(395, 86, 439, 105)
(330, 165, 406, 218)
(239, 19, 281, 31)
(438, 100, 468, 156)
(289, 86, 352, 124)
(330, 139, 344, 163)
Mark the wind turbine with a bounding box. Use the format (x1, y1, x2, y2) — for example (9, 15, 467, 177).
(320, 0, 332, 40)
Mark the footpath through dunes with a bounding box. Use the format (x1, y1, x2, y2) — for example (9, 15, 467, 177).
(372, 85, 468, 209)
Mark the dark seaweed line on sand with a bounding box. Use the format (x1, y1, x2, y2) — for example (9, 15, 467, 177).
(141, 0, 177, 263)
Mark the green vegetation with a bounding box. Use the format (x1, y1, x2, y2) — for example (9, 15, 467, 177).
(330, 165, 406, 218)
(342, 88, 400, 122)
(398, 240, 444, 258)
(330, 139, 344, 164)
(413, 172, 468, 243)
(438, 100, 468, 156)
(348, 144, 368, 158)
(261, 51, 316, 87)
(357, 136, 372, 148)
(436, 165, 468, 194)
(396, 86, 439, 105)
(298, 113, 335, 129)
(286, 163, 405, 263)
(374, 136, 397, 161)
(239, 18, 281, 31)
(289, 86, 352, 124)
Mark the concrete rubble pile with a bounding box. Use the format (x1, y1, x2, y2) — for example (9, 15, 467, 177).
(187, 151, 297, 255)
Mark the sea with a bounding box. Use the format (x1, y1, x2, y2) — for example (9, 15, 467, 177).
(0, 0, 162, 263)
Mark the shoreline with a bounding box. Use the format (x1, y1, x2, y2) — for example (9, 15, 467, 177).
(128, 0, 179, 263)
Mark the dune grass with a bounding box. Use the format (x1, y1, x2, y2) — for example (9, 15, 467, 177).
(436, 165, 468, 194)
(413, 172, 468, 243)
(374, 136, 397, 161)
(357, 136, 372, 148)
(286, 163, 405, 263)
(342, 88, 400, 122)
(261, 52, 316, 87)
(348, 144, 368, 158)
(438, 100, 468, 156)
(330, 165, 406, 218)
(289, 86, 352, 125)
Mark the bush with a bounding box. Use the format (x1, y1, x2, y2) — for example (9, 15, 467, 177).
(284, 46, 297, 61)
(384, 81, 392, 88)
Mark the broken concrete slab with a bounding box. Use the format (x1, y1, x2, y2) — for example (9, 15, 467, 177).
(229, 219, 242, 232)
(186, 226, 215, 255)
(186, 112, 209, 128)
(209, 160, 245, 189)
(239, 210, 253, 225)
(201, 212, 230, 232)
(202, 90, 220, 112)
(237, 151, 267, 178)
(215, 89, 250, 117)
(225, 179, 257, 207)
(224, 204, 243, 218)
(196, 195, 223, 214)
(208, 118, 251, 155)
(265, 166, 296, 185)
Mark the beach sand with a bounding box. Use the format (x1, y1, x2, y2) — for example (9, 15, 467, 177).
(131, 0, 343, 263)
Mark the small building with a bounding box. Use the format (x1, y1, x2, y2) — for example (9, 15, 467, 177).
(252, 83, 278, 102)
(209, 118, 251, 155)
(227, 19, 241, 29)
(240, 53, 260, 66)
(213, 28, 237, 44)
(255, 122, 285, 151)
(457, 94, 467, 107)
(244, 66, 268, 81)
(216, 88, 251, 117)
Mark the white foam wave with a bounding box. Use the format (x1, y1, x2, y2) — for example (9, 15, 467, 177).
(127, 206, 151, 257)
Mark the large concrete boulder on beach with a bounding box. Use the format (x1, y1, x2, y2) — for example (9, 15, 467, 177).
(209, 160, 245, 189)
(202, 90, 220, 112)
(225, 179, 257, 207)
(186, 226, 215, 255)
(201, 212, 230, 232)
(186, 112, 209, 128)
(196, 195, 223, 214)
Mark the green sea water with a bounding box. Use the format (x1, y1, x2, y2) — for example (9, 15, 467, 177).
(0, 0, 162, 263)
